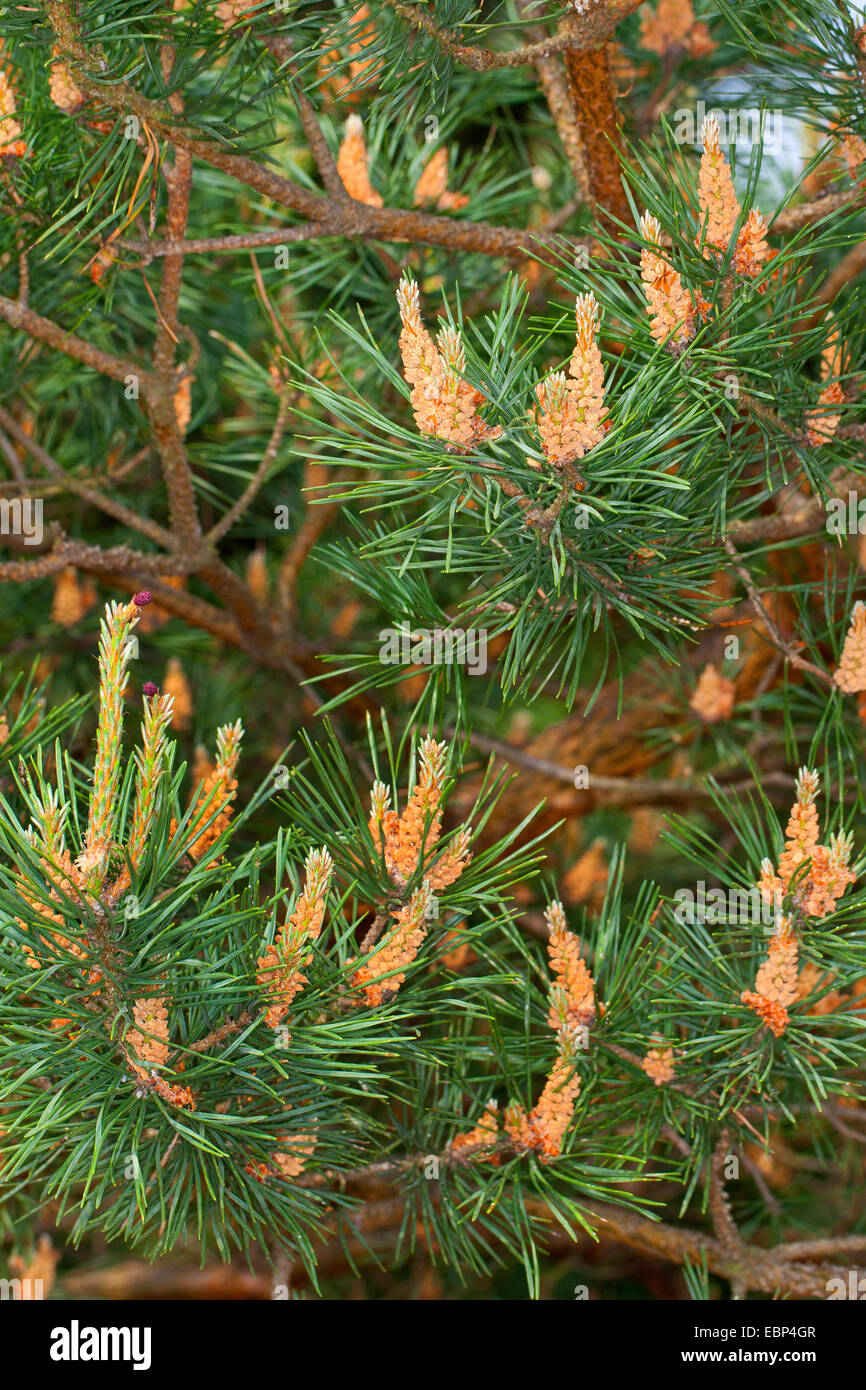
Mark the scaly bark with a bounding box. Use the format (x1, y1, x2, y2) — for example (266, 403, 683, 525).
(562, 39, 630, 225)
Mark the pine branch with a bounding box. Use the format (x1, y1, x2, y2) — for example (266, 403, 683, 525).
(43, 4, 591, 266)
(206, 386, 294, 545)
(0, 406, 173, 549)
(0, 294, 145, 385)
(385, 0, 642, 70)
(562, 33, 629, 222)
(724, 537, 835, 687)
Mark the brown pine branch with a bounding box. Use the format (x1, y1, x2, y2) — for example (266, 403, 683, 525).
(146, 43, 201, 548)
(577, 1201, 859, 1299)
(454, 727, 794, 806)
(0, 294, 145, 386)
(293, 1137, 861, 1299)
(259, 30, 347, 201)
(514, 0, 591, 200)
(206, 387, 294, 546)
(727, 455, 864, 545)
(181, 1011, 253, 1056)
(143, 391, 202, 551)
(0, 535, 194, 583)
(0, 405, 173, 549)
(708, 1129, 743, 1256)
(386, 0, 642, 70)
(562, 35, 630, 224)
(195, 557, 280, 657)
(781, 1234, 866, 1260)
(770, 186, 866, 234)
(119, 224, 333, 262)
(724, 537, 835, 687)
(45, 7, 590, 268)
(97, 570, 245, 648)
(804, 238, 866, 327)
(534, 54, 593, 202)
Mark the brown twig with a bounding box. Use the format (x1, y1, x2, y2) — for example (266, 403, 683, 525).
(119, 223, 333, 262)
(182, 1011, 253, 1056)
(0, 405, 173, 549)
(260, 30, 347, 201)
(386, 0, 641, 70)
(455, 727, 794, 805)
(513, 0, 591, 200)
(146, 44, 200, 547)
(207, 388, 294, 545)
(771, 186, 866, 235)
(708, 1129, 743, 1256)
(727, 465, 864, 545)
(277, 466, 353, 622)
(724, 538, 835, 687)
(0, 294, 145, 386)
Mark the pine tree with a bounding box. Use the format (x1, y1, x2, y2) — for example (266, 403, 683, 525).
(0, 0, 865, 1303)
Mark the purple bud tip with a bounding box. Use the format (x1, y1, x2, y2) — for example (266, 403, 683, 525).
(133, 590, 153, 607)
(142, 681, 158, 698)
